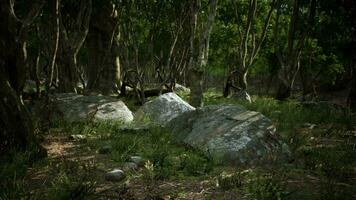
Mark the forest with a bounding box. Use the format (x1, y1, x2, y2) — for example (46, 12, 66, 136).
(0, 0, 355, 199)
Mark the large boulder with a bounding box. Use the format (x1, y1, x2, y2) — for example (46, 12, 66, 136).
(167, 105, 290, 166)
(52, 93, 133, 123)
(135, 92, 195, 126)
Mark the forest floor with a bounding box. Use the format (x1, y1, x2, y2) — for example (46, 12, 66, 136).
(1, 89, 356, 200)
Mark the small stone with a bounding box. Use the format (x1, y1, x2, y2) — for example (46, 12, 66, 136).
(69, 134, 86, 140)
(272, 110, 282, 114)
(302, 123, 317, 130)
(129, 156, 145, 167)
(123, 162, 138, 171)
(105, 169, 125, 182)
(98, 145, 112, 154)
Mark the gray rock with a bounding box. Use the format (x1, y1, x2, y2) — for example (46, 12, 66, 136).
(174, 84, 190, 93)
(52, 93, 133, 123)
(98, 145, 112, 154)
(232, 91, 252, 103)
(167, 105, 290, 166)
(129, 156, 146, 167)
(105, 169, 125, 182)
(135, 92, 195, 126)
(123, 162, 139, 171)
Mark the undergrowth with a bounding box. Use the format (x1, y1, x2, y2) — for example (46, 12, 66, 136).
(1, 90, 355, 199)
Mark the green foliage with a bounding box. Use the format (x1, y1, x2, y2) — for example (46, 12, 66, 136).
(217, 171, 243, 190)
(247, 172, 287, 200)
(3, 92, 355, 199)
(180, 151, 215, 176)
(56, 120, 217, 182)
(0, 151, 32, 181)
(0, 149, 47, 200)
(0, 179, 33, 200)
(203, 90, 356, 199)
(48, 161, 97, 200)
(111, 134, 139, 162)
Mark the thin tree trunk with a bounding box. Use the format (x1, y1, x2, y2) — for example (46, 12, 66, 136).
(189, 0, 218, 107)
(347, 42, 356, 111)
(225, 0, 276, 97)
(274, 0, 316, 100)
(46, 0, 60, 93)
(346, 0, 356, 111)
(57, 0, 92, 93)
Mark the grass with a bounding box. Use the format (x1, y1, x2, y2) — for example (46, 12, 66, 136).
(182, 88, 356, 199)
(79, 124, 216, 180)
(1, 89, 355, 199)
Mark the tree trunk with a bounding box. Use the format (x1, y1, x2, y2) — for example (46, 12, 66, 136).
(57, 51, 77, 92)
(0, 0, 45, 155)
(0, 73, 32, 152)
(56, 0, 92, 93)
(223, 78, 232, 97)
(275, 80, 291, 101)
(190, 68, 204, 107)
(346, 0, 356, 111)
(189, 0, 218, 107)
(237, 70, 248, 91)
(86, 2, 120, 95)
(347, 42, 356, 111)
(275, 69, 292, 100)
(273, 0, 316, 100)
(223, 68, 247, 97)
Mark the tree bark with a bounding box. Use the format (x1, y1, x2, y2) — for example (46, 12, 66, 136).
(346, 0, 356, 111)
(189, 0, 218, 107)
(57, 51, 78, 92)
(224, 0, 276, 97)
(0, 72, 33, 152)
(0, 0, 44, 95)
(190, 68, 204, 107)
(86, 2, 121, 95)
(0, 0, 46, 155)
(274, 0, 316, 100)
(57, 0, 92, 93)
(46, 0, 60, 92)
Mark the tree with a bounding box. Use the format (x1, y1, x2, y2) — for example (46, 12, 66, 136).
(0, 0, 45, 154)
(188, 0, 218, 107)
(223, 0, 276, 97)
(274, 0, 317, 100)
(345, 0, 356, 111)
(85, 1, 121, 95)
(56, 0, 92, 92)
